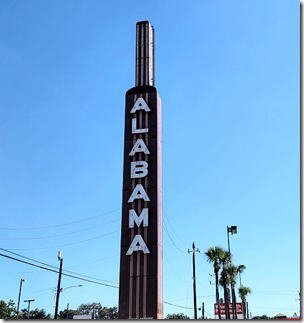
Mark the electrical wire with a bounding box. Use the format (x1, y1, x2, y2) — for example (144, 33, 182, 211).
(163, 220, 187, 254)
(163, 301, 194, 310)
(0, 208, 121, 230)
(195, 258, 212, 275)
(65, 254, 120, 269)
(163, 250, 188, 283)
(0, 248, 119, 285)
(4, 229, 120, 250)
(0, 218, 121, 240)
(199, 251, 214, 270)
(163, 208, 188, 245)
(196, 278, 214, 296)
(0, 253, 118, 288)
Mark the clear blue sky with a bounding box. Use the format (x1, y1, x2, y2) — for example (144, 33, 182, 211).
(0, 0, 300, 319)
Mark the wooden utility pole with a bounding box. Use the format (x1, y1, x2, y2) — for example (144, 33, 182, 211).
(188, 242, 199, 319)
(54, 252, 63, 320)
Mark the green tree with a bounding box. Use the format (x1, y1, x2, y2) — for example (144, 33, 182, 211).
(205, 246, 225, 319)
(19, 308, 51, 319)
(58, 308, 81, 319)
(238, 286, 251, 319)
(219, 275, 231, 312)
(219, 250, 232, 319)
(252, 314, 273, 319)
(226, 264, 239, 319)
(165, 313, 190, 319)
(0, 299, 17, 319)
(77, 302, 118, 319)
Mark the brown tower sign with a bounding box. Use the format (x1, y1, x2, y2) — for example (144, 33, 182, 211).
(118, 21, 163, 319)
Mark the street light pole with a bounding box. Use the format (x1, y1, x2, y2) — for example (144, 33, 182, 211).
(54, 251, 63, 320)
(238, 265, 246, 286)
(24, 300, 35, 319)
(227, 226, 237, 319)
(227, 226, 237, 256)
(17, 278, 26, 319)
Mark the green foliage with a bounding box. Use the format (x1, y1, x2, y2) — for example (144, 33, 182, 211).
(238, 286, 251, 301)
(58, 308, 82, 319)
(76, 302, 118, 319)
(0, 299, 17, 319)
(252, 314, 273, 319)
(205, 246, 225, 265)
(19, 308, 51, 319)
(220, 250, 232, 266)
(165, 313, 190, 319)
(225, 264, 238, 286)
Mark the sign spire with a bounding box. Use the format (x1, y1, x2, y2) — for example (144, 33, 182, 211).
(135, 21, 155, 87)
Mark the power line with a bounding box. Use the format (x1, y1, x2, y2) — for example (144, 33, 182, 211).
(163, 250, 188, 283)
(0, 249, 120, 274)
(163, 220, 187, 254)
(0, 253, 118, 288)
(164, 301, 194, 310)
(195, 258, 212, 275)
(198, 251, 214, 270)
(0, 208, 121, 230)
(4, 229, 120, 250)
(163, 208, 188, 245)
(65, 254, 120, 269)
(0, 218, 120, 240)
(0, 248, 119, 285)
(196, 278, 214, 297)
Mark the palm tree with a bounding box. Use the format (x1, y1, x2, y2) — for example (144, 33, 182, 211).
(219, 275, 231, 315)
(205, 246, 225, 319)
(238, 286, 251, 319)
(220, 250, 232, 319)
(226, 264, 238, 319)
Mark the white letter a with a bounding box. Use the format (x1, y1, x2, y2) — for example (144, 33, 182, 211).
(126, 234, 150, 255)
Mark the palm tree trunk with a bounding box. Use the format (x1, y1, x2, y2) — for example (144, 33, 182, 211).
(242, 299, 246, 320)
(232, 286, 237, 319)
(215, 265, 222, 319)
(221, 270, 230, 319)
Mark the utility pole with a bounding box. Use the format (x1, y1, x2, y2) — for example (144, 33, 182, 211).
(188, 242, 199, 319)
(66, 303, 69, 319)
(17, 278, 26, 319)
(24, 300, 35, 319)
(202, 302, 204, 319)
(54, 251, 63, 320)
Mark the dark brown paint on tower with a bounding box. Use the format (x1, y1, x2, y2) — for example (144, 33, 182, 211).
(118, 21, 163, 319)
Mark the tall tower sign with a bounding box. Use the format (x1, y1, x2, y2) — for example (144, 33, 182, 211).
(118, 21, 163, 319)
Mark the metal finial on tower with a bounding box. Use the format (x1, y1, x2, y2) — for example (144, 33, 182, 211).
(135, 21, 155, 87)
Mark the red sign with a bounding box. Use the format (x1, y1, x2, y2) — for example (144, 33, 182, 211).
(214, 303, 243, 315)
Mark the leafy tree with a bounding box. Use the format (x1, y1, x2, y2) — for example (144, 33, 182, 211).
(205, 246, 225, 319)
(198, 315, 211, 319)
(19, 307, 51, 319)
(165, 313, 190, 319)
(58, 308, 81, 319)
(238, 286, 251, 319)
(76, 302, 118, 319)
(252, 314, 273, 319)
(0, 299, 17, 319)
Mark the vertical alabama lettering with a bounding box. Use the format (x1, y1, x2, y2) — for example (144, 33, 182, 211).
(126, 97, 150, 255)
